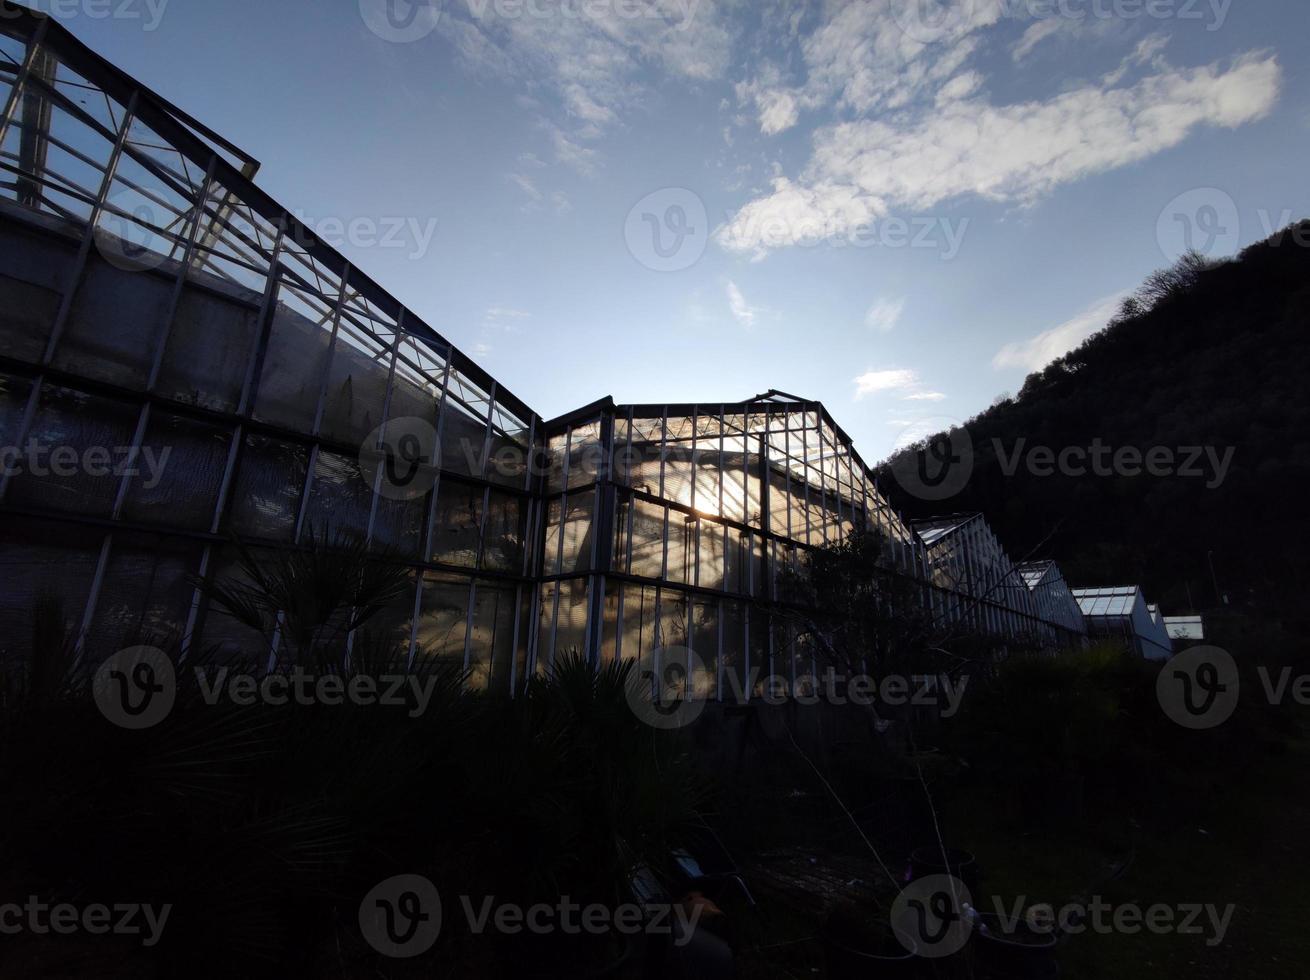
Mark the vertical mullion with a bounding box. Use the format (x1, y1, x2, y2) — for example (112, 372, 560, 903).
(0, 375, 43, 502)
(108, 402, 151, 518)
(72, 532, 114, 662)
(309, 262, 352, 437)
(0, 18, 50, 145)
(42, 91, 140, 365)
(145, 155, 218, 391)
(409, 352, 454, 667)
(236, 226, 287, 417)
(364, 312, 405, 546)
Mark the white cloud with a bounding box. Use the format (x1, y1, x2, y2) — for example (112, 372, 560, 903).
(726, 280, 763, 329)
(721, 51, 1280, 256)
(1012, 19, 1065, 61)
(853, 365, 949, 402)
(865, 297, 905, 333)
(484, 306, 533, 332)
(507, 172, 542, 203)
(440, 0, 732, 170)
(854, 368, 919, 400)
(992, 293, 1127, 372)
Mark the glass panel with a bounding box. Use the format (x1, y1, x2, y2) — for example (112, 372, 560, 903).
(227, 434, 309, 541)
(481, 490, 524, 573)
(469, 581, 516, 694)
(440, 400, 488, 477)
(122, 413, 232, 530)
(430, 480, 483, 568)
(414, 573, 470, 669)
(628, 498, 664, 580)
(690, 599, 718, 699)
(370, 491, 427, 559)
(54, 255, 174, 389)
(302, 449, 372, 540)
(567, 420, 602, 490)
(6, 384, 139, 517)
(197, 547, 274, 666)
(319, 316, 392, 445)
(559, 491, 594, 575)
(252, 281, 334, 433)
(0, 372, 34, 448)
(0, 225, 73, 364)
(554, 577, 589, 659)
(0, 517, 101, 672)
(155, 284, 261, 413)
(83, 533, 200, 665)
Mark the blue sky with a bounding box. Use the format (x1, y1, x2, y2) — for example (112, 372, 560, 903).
(37, 0, 1310, 461)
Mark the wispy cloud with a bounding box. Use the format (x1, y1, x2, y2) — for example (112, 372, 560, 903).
(439, 1, 732, 172)
(720, 1, 1280, 257)
(726, 280, 764, 329)
(853, 366, 947, 403)
(853, 368, 917, 400)
(865, 297, 905, 333)
(992, 293, 1127, 372)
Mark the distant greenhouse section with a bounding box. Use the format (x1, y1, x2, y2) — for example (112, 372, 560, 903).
(0, 7, 1139, 700)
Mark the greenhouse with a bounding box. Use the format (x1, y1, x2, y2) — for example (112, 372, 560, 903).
(1, 8, 1098, 698)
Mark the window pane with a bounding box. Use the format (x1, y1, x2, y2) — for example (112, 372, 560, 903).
(55, 255, 172, 389)
(7, 384, 140, 517)
(430, 481, 483, 567)
(155, 285, 260, 413)
(122, 413, 232, 530)
(228, 434, 308, 541)
(83, 533, 200, 665)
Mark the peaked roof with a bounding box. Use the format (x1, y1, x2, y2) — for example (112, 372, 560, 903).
(1016, 560, 1056, 590)
(1072, 586, 1142, 618)
(912, 514, 981, 549)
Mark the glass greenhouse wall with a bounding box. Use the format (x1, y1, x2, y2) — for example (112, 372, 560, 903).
(0, 9, 1088, 698)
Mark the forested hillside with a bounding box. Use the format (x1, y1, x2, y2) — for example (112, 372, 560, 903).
(877, 223, 1310, 622)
